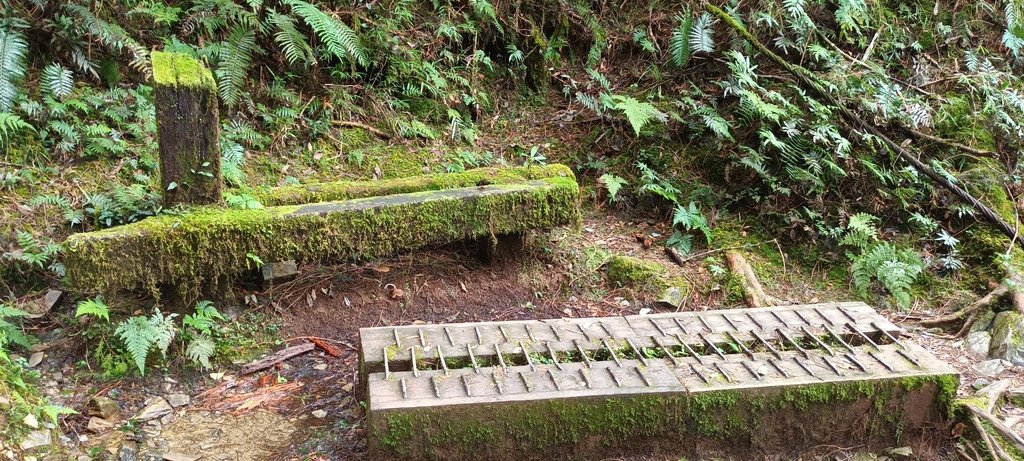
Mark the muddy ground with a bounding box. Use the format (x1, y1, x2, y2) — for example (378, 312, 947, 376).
(18, 211, 1024, 461)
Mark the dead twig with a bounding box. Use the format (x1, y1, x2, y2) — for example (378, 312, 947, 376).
(331, 120, 391, 139)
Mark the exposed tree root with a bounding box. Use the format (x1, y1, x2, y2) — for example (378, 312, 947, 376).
(919, 285, 1008, 329)
(960, 381, 1024, 461)
(724, 250, 786, 307)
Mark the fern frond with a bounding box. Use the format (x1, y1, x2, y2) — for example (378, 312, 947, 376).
(42, 63, 75, 99)
(115, 316, 156, 375)
(689, 12, 715, 54)
(75, 298, 110, 321)
(0, 112, 32, 145)
(283, 0, 367, 66)
(611, 95, 667, 136)
(186, 334, 216, 369)
(216, 26, 257, 106)
(669, 13, 693, 67)
(269, 10, 314, 65)
(0, 28, 28, 112)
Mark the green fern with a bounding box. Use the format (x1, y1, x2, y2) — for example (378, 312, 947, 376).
(114, 310, 177, 375)
(850, 242, 923, 309)
(42, 63, 75, 99)
(0, 112, 32, 145)
(186, 334, 216, 369)
(599, 173, 627, 202)
(612, 95, 666, 136)
(216, 26, 258, 106)
(269, 10, 314, 65)
(839, 213, 879, 250)
(0, 28, 27, 112)
(283, 0, 367, 66)
(75, 297, 110, 322)
(669, 13, 693, 67)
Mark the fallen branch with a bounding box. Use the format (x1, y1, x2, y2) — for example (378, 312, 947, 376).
(905, 127, 995, 158)
(664, 246, 686, 267)
(241, 342, 315, 375)
(332, 120, 391, 139)
(724, 249, 787, 307)
(706, 3, 1024, 247)
(919, 285, 1008, 328)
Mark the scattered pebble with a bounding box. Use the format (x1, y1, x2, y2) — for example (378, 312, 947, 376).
(26, 352, 44, 368)
(311, 409, 327, 418)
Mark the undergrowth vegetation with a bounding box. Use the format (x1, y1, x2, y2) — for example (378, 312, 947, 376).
(2, 0, 1024, 451)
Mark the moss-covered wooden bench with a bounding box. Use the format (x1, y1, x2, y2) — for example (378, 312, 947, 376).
(64, 164, 579, 293)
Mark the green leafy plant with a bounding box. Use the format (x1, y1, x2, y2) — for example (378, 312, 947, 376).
(115, 310, 177, 375)
(598, 173, 627, 202)
(75, 297, 110, 322)
(0, 304, 33, 350)
(182, 300, 225, 369)
(851, 242, 924, 309)
(611, 95, 666, 135)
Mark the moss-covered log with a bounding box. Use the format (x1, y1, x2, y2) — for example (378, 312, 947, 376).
(153, 51, 222, 207)
(64, 177, 580, 294)
(255, 164, 574, 206)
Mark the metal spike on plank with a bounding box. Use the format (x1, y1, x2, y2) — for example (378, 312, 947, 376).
(550, 324, 563, 342)
(418, 328, 426, 347)
(725, 331, 755, 360)
(400, 378, 408, 399)
(431, 376, 441, 398)
(577, 324, 592, 341)
(525, 324, 537, 342)
(700, 333, 726, 360)
(672, 317, 690, 335)
(579, 368, 592, 389)
(607, 368, 622, 387)
(635, 366, 653, 387)
(547, 342, 565, 371)
(714, 362, 734, 383)
(602, 339, 622, 367)
(444, 327, 455, 346)
(499, 325, 510, 342)
(722, 314, 740, 330)
(383, 347, 392, 380)
(777, 329, 811, 359)
(521, 341, 536, 372)
(574, 340, 592, 368)
(393, 329, 402, 348)
(653, 336, 681, 367)
(649, 318, 669, 337)
(802, 326, 836, 356)
(411, 347, 420, 378)
(475, 326, 483, 345)
(625, 337, 649, 367)
(438, 345, 450, 375)
(462, 374, 472, 397)
(493, 373, 504, 395)
(495, 344, 507, 369)
(468, 344, 480, 373)
(690, 363, 711, 384)
(741, 361, 763, 381)
(548, 369, 562, 391)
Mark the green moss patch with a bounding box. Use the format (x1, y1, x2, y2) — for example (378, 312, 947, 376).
(605, 255, 667, 287)
(257, 164, 574, 206)
(64, 177, 580, 295)
(151, 51, 216, 90)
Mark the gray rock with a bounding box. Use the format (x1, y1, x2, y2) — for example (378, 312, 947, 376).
(311, 409, 327, 418)
(971, 309, 997, 333)
(165, 394, 190, 408)
(118, 441, 137, 461)
(0, 395, 10, 409)
(26, 352, 44, 368)
(88, 396, 121, 420)
(971, 378, 991, 390)
(25, 289, 63, 319)
(19, 430, 51, 450)
(989, 311, 1024, 365)
(261, 260, 298, 284)
(134, 397, 173, 422)
(656, 286, 686, 309)
(966, 330, 992, 358)
(86, 417, 116, 434)
(972, 359, 1007, 377)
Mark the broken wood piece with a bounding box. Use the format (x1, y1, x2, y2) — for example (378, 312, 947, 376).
(664, 246, 686, 267)
(332, 120, 391, 139)
(309, 337, 342, 357)
(241, 342, 315, 375)
(724, 249, 785, 307)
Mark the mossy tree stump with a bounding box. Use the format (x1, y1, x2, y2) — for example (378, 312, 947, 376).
(152, 51, 222, 207)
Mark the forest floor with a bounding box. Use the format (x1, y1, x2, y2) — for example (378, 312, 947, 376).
(14, 207, 1023, 461)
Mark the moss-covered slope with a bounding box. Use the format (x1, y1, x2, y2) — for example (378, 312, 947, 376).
(64, 175, 580, 294)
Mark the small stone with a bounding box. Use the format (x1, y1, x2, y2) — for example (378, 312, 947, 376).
(0, 395, 10, 409)
(118, 441, 137, 461)
(261, 260, 298, 284)
(88, 396, 121, 420)
(965, 331, 992, 358)
(165, 394, 190, 408)
(162, 452, 201, 461)
(19, 430, 50, 450)
(134, 397, 173, 422)
(656, 286, 686, 309)
(341, 383, 354, 393)
(311, 409, 327, 418)
(78, 456, 92, 461)
(87, 417, 116, 434)
(23, 414, 39, 429)
(971, 378, 991, 390)
(27, 352, 44, 368)
(972, 359, 1006, 377)
(52, 371, 64, 382)
(638, 308, 651, 315)
(159, 412, 173, 425)
(313, 363, 328, 371)
(26, 290, 62, 319)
